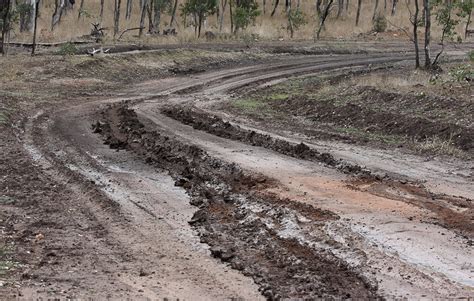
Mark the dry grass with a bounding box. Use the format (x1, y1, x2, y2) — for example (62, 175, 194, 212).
(415, 136, 467, 158)
(8, 0, 470, 43)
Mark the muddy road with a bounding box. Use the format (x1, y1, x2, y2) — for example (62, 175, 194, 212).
(9, 49, 474, 299)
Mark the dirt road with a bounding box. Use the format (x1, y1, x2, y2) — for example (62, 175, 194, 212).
(11, 49, 474, 299)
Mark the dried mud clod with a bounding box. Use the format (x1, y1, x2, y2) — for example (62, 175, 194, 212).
(94, 104, 380, 299)
(161, 106, 378, 179)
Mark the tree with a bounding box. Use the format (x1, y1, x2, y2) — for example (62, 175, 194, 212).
(99, 0, 104, 20)
(355, 0, 361, 26)
(270, 0, 279, 16)
(423, 0, 431, 68)
(316, 0, 334, 40)
(391, 0, 398, 16)
(52, 0, 74, 30)
(287, 6, 306, 38)
(139, 0, 148, 37)
(114, 0, 121, 37)
(232, 0, 260, 33)
(0, 0, 12, 55)
(431, 0, 463, 66)
(148, 0, 172, 34)
(373, 0, 379, 21)
(412, 0, 420, 68)
(31, 0, 39, 55)
(126, 0, 133, 19)
(458, 0, 473, 39)
(405, 0, 422, 68)
(170, 0, 178, 27)
(17, 0, 34, 32)
(218, 0, 228, 31)
(181, 0, 217, 37)
(336, 0, 344, 18)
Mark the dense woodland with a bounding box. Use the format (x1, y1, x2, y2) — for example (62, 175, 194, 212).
(0, 0, 473, 67)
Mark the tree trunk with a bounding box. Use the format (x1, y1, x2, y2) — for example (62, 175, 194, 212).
(26, 0, 36, 32)
(32, 0, 40, 55)
(219, 0, 228, 32)
(336, 0, 344, 19)
(355, 0, 362, 26)
(372, 0, 379, 21)
(100, 0, 104, 20)
(423, 0, 431, 68)
(152, 0, 161, 34)
(170, 0, 178, 27)
(413, 0, 420, 68)
(52, 0, 74, 30)
(230, 0, 234, 33)
(391, 0, 398, 16)
(465, 7, 472, 39)
(271, 0, 280, 17)
(316, 0, 333, 40)
(126, 0, 133, 19)
(316, 0, 322, 15)
(147, 0, 153, 32)
(78, 0, 85, 20)
(198, 13, 203, 37)
(114, 0, 122, 37)
(287, 7, 294, 38)
(139, 0, 147, 37)
(1, 0, 11, 56)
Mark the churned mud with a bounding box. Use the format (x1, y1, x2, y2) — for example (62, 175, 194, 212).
(160, 106, 474, 240)
(162, 106, 374, 177)
(94, 104, 379, 299)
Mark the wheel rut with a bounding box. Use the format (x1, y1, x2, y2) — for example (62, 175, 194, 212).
(23, 52, 474, 299)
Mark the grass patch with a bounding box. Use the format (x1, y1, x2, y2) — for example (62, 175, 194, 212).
(335, 126, 406, 145)
(267, 93, 289, 101)
(0, 111, 8, 125)
(0, 246, 18, 277)
(415, 136, 467, 158)
(233, 98, 267, 111)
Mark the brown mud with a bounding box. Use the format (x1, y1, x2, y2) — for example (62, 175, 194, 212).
(162, 106, 375, 177)
(95, 104, 379, 299)
(160, 106, 474, 240)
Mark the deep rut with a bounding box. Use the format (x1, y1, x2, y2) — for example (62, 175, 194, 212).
(23, 51, 474, 299)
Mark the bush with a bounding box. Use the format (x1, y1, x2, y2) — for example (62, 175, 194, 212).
(57, 42, 78, 55)
(373, 14, 387, 33)
(233, 1, 260, 32)
(448, 64, 473, 82)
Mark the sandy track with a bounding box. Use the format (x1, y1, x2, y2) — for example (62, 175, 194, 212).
(23, 51, 473, 299)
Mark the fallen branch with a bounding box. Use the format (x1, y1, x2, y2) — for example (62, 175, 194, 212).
(118, 27, 144, 40)
(87, 47, 110, 56)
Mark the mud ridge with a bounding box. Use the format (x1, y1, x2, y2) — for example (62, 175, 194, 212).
(162, 106, 379, 178)
(94, 104, 379, 299)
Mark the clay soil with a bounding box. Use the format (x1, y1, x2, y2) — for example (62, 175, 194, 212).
(1, 42, 473, 299)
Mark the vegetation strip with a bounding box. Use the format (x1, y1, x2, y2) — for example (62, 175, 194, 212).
(94, 104, 379, 299)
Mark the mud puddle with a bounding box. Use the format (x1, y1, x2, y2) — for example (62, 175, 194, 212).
(94, 104, 379, 299)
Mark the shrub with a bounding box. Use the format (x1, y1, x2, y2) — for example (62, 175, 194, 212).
(373, 14, 387, 33)
(57, 42, 78, 55)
